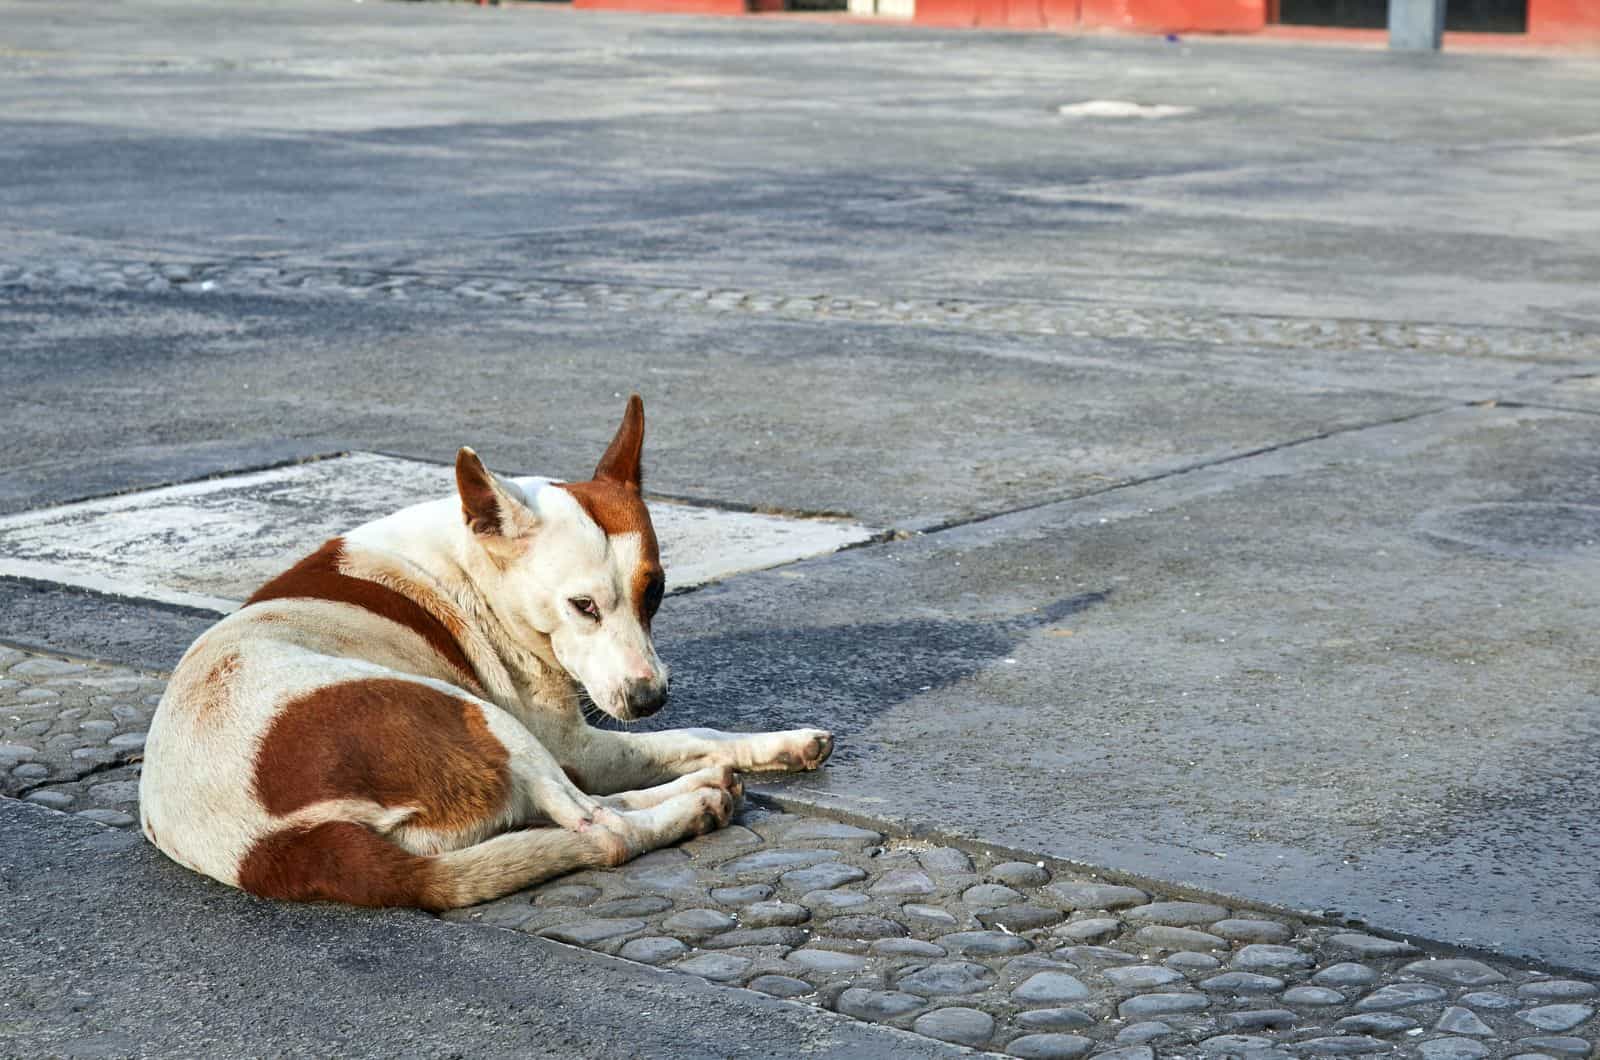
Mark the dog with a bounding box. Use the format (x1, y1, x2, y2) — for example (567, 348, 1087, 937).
(138, 396, 833, 910)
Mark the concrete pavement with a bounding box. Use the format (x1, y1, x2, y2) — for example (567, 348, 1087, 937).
(3, 0, 1600, 1054)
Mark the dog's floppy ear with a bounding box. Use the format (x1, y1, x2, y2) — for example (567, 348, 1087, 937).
(455, 447, 534, 539)
(592, 394, 644, 492)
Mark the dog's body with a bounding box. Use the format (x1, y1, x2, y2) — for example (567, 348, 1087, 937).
(139, 397, 832, 910)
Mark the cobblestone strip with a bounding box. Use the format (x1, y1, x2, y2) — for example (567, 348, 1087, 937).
(4, 257, 1597, 363)
(5, 647, 1596, 1059)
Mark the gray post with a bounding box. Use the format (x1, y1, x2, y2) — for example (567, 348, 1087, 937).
(1390, 0, 1446, 49)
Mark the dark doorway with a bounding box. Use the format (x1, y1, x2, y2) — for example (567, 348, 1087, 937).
(1275, 0, 1526, 31)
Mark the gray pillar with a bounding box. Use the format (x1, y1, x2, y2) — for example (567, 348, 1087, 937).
(1390, 0, 1446, 49)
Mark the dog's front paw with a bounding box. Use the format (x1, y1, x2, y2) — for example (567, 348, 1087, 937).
(771, 728, 833, 772)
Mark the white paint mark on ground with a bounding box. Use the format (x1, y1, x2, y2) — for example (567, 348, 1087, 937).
(0, 454, 877, 613)
(1057, 100, 1195, 119)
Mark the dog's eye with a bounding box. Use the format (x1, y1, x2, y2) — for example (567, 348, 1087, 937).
(569, 597, 600, 621)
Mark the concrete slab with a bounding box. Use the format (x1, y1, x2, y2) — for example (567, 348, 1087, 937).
(0, 453, 874, 611)
(651, 404, 1600, 973)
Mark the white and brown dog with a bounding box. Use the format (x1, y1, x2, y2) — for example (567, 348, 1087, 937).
(139, 396, 833, 910)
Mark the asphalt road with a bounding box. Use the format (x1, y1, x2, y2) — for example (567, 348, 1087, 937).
(4, 0, 1600, 1038)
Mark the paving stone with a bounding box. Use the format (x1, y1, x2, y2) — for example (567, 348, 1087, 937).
(1005, 1033, 1094, 1059)
(1514, 1036, 1594, 1056)
(1132, 925, 1226, 951)
(628, 848, 690, 869)
(913, 1006, 995, 1047)
(781, 862, 867, 893)
(1103, 964, 1187, 990)
(871, 869, 937, 896)
(1355, 983, 1448, 1011)
(533, 884, 600, 907)
(1287, 1036, 1389, 1055)
(680, 824, 762, 857)
(1203, 1035, 1279, 1054)
(1016, 1008, 1095, 1031)
(700, 926, 809, 950)
(917, 847, 974, 875)
(901, 902, 958, 926)
(938, 931, 1032, 956)
(106, 732, 147, 749)
(1419, 1037, 1490, 1060)
(540, 918, 646, 946)
(1436, 1007, 1495, 1035)
(897, 961, 995, 997)
(806, 937, 870, 955)
(1124, 901, 1230, 926)
(1219, 1009, 1297, 1031)
(78, 720, 116, 737)
(777, 820, 883, 848)
(1214, 918, 1295, 943)
(1518, 1004, 1594, 1032)
(0, 743, 39, 761)
(11, 762, 49, 779)
(1233, 944, 1315, 972)
(622, 865, 703, 898)
(963, 883, 1024, 908)
(787, 948, 869, 974)
(1203, 972, 1287, 995)
(740, 900, 810, 927)
(1403, 959, 1509, 987)
(618, 937, 688, 965)
(11, 658, 89, 677)
(675, 953, 752, 983)
(75, 808, 136, 827)
(23, 790, 73, 810)
(661, 908, 737, 938)
(807, 890, 871, 915)
(1118, 992, 1210, 1018)
(871, 938, 946, 958)
(835, 988, 923, 1023)
(1460, 991, 1518, 1010)
(1336, 1013, 1421, 1035)
(1326, 933, 1420, 959)
(1060, 945, 1140, 965)
(1314, 964, 1381, 989)
(989, 862, 1051, 888)
(1519, 981, 1600, 1001)
(1043, 882, 1148, 911)
(711, 884, 774, 906)
(590, 896, 673, 917)
(1096, 1048, 1155, 1060)
(748, 974, 813, 998)
(1053, 918, 1121, 943)
(979, 905, 1064, 932)
(825, 915, 906, 940)
(1012, 972, 1091, 1005)
(721, 849, 842, 879)
(1117, 1021, 1174, 1043)
(1282, 986, 1345, 1006)
(1165, 951, 1222, 971)
(87, 780, 139, 805)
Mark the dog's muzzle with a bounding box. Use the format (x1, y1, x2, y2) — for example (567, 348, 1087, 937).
(625, 677, 670, 719)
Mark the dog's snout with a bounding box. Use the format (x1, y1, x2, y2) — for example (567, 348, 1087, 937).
(626, 677, 669, 718)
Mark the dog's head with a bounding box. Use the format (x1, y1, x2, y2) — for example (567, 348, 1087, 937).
(454, 395, 669, 721)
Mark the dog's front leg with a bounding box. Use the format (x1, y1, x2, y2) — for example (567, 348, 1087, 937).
(563, 726, 834, 796)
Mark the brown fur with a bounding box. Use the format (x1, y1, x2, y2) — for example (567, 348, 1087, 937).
(558, 479, 664, 626)
(246, 538, 480, 690)
(253, 678, 510, 833)
(238, 821, 450, 911)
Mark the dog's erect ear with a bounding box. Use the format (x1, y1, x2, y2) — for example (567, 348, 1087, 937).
(455, 447, 531, 538)
(592, 394, 644, 492)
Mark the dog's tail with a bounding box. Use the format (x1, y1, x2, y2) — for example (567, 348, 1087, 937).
(237, 820, 611, 911)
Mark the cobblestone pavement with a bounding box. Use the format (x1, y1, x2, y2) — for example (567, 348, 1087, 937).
(5, 256, 1597, 364)
(6, 647, 1594, 1059)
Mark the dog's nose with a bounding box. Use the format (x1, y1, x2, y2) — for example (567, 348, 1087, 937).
(626, 677, 669, 718)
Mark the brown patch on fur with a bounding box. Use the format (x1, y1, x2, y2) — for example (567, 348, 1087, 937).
(455, 448, 503, 536)
(253, 678, 510, 834)
(245, 539, 479, 690)
(237, 821, 451, 911)
(561, 764, 586, 792)
(558, 479, 664, 626)
(191, 650, 242, 721)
